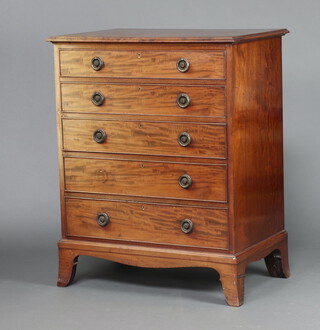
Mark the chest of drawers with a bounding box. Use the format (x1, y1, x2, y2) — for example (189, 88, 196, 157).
(48, 29, 290, 306)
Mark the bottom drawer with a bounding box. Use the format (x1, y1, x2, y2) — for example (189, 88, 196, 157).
(66, 198, 229, 250)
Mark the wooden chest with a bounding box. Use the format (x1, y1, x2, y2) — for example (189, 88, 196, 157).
(48, 29, 290, 306)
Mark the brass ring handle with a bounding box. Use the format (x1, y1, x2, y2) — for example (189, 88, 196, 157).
(93, 129, 107, 143)
(179, 174, 192, 189)
(97, 213, 109, 227)
(91, 91, 105, 106)
(178, 132, 191, 147)
(177, 93, 191, 108)
(91, 57, 104, 71)
(176, 58, 190, 73)
(181, 219, 193, 234)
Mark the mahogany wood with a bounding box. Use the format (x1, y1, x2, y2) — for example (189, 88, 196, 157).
(60, 49, 225, 80)
(231, 37, 285, 252)
(53, 44, 67, 239)
(62, 119, 226, 158)
(61, 112, 227, 124)
(64, 158, 227, 202)
(47, 28, 289, 43)
(61, 83, 226, 118)
(49, 29, 290, 306)
(65, 198, 229, 249)
(62, 150, 227, 165)
(57, 231, 289, 306)
(264, 239, 290, 278)
(63, 192, 228, 209)
(57, 249, 78, 287)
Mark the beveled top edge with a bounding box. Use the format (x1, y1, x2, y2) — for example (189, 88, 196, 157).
(47, 28, 289, 43)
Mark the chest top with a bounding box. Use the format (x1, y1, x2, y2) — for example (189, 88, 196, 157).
(47, 28, 289, 43)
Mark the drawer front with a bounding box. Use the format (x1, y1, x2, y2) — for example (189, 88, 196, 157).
(61, 84, 225, 118)
(66, 198, 229, 249)
(64, 158, 227, 202)
(63, 119, 226, 159)
(60, 50, 225, 79)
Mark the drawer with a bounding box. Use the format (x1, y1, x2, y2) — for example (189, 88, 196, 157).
(62, 119, 226, 159)
(59, 50, 225, 80)
(61, 84, 226, 118)
(66, 198, 229, 249)
(64, 158, 227, 202)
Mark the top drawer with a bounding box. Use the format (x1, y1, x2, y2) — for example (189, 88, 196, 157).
(59, 50, 225, 80)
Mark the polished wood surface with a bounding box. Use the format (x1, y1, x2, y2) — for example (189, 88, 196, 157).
(230, 37, 284, 252)
(61, 83, 226, 118)
(53, 44, 67, 239)
(60, 50, 225, 79)
(62, 119, 226, 158)
(64, 158, 227, 202)
(50, 29, 290, 306)
(48, 28, 289, 43)
(66, 198, 229, 249)
(57, 231, 289, 306)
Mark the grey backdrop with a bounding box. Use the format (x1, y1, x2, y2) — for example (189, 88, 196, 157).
(1, 1, 319, 329)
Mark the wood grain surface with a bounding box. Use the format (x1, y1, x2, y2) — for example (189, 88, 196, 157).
(53, 44, 68, 238)
(65, 198, 229, 249)
(64, 158, 227, 202)
(50, 29, 290, 306)
(48, 28, 289, 43)
(57, 230, 289, 306)
(59, 50, 225, 79)
(230, 37, 285, 252)
(62, 119, 226, 159)
(61, 83, 226, 118)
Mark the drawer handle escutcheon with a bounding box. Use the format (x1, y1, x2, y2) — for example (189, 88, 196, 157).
(91, 57, 104, 71)
(178, 132, 191, 147)
(181, 219, 193, 234)
(176, 58, 190, 73)
(93, 129, 107, 143)
(91, 91, 105, 106)
(177, 93, 191, 108)
(179, 174, 192, 189)
(97, 213, 109, 227)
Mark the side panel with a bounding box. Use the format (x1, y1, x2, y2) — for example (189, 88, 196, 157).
(53, 44, 67, 238)
(231, 37, 284, 252)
